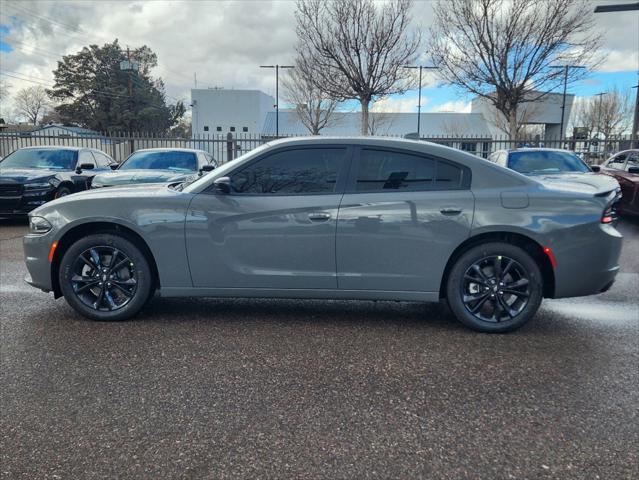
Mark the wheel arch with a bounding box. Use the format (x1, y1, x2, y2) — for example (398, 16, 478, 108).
(50, 221, 160, 298)
(439, 231, 555, 299)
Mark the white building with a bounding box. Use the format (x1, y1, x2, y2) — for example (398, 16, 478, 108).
(471, 91, 575, 139)
(191, 89, 274, 136)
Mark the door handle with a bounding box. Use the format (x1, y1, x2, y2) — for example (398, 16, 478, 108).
(440, 207, 462, 215)
(308, 212, 331, 221)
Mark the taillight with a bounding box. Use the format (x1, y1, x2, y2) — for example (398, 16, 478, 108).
(601, 203, 618, 224)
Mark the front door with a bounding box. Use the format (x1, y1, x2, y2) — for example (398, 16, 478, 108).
(186, 146, 352, 289)
(336, 147, 474, 292)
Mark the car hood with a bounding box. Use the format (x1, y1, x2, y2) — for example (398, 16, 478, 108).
(91, 169, 197, 187)
(0, 168, 62, 183)
(530, 172, 620, 195)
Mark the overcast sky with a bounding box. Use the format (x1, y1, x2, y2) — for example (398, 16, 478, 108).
(1, 0, 638, 121)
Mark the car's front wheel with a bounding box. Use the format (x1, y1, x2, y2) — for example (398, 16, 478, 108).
(446, 242, 543, 333)
(59, 233, 153, 321)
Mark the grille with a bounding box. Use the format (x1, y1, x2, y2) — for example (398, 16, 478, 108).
(0, 184, 23, 197)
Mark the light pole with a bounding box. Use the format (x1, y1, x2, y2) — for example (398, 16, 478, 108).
(632, 84, 638, 148)
(260, 64, 294, 137)
(403, 65, 438, 138)
(550, 65, 585, 141)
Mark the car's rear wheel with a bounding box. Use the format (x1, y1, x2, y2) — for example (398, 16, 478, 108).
(59, 233, 152, 321)
(446, 242, 543, 333)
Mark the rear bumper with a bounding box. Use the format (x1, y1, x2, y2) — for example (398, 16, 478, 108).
(552, 223, 623, 298)
(23, 232, 54, 292)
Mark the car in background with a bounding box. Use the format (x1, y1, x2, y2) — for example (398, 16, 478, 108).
(0, 146, 116, 218)
(90, 148, 216, 189)
(488, 148, 619, 196)
(24, 137, 623, 333)
(598, 149, 639, 217)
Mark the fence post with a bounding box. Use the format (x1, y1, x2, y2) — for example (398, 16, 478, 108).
(226, 132, 234, 162)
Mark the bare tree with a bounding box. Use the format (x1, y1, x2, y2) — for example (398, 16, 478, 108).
(483, 100, 542, 138)
(295, 0, 420, 135)
(281, 68, 339, 135)
(573, 88, 632, 139)
(428, 0, 601, 140)
(14, 85, 50, 125)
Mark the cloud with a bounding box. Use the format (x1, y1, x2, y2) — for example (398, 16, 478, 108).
(371, 96, 423, 113)
(431, 101, 471, 113)
(0, 0, 636, 121)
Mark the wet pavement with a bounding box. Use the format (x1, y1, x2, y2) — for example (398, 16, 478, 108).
(1, 218, 638, 479)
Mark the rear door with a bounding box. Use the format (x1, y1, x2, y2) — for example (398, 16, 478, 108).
(336, 147, 474, 293)
(186, 145, 352, 289)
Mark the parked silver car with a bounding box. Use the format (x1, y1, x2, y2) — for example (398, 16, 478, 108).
(487, 148, 619, 193)
(91, 148, 216, 188)
(23, 138, 622, 332)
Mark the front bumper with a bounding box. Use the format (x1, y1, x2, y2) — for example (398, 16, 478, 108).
(23, 231, 55, 293)
(0, 188, 55, 217)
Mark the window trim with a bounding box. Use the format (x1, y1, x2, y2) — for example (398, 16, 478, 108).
(205, 145, 354, 196)
(345, 146, 471, 194)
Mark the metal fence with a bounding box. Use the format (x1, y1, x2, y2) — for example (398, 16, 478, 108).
(0, 130, 634, 165)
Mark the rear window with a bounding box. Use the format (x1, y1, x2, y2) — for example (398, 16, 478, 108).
(508, 151, 590, 175)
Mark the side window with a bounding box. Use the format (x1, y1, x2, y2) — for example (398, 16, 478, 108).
(356, 149, 435, 191)
(626, 153, 639, 170)
(608, 153, 626, 169)
(78, 150, 96, 166)
(435, 161, 463, 189)
(206, 153, 217, 166)
(230, 148, 346, 194)
(93, 151, 113, 167)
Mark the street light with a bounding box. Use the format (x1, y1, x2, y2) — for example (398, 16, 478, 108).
(402, 65, 438, 138)
(550, 65, 585, 140)
(260, 64, 294, 137)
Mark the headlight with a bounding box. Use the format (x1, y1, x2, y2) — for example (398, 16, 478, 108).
(24, 181, 53, 190)
(29, 216, 52, 234)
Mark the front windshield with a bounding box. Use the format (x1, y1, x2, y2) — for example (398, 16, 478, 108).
(508, 150, 590, 175)
(0, 149, 77, 170)
(119, 151, 197, 172)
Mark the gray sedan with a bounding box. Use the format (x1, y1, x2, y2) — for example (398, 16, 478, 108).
(23, 137, 623, 333)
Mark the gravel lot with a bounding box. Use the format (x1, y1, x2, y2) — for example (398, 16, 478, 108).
(1, 218, 638, 479)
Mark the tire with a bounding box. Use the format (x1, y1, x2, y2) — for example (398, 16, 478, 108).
(54, 185, 72, 199)
(59, 233, 153, 321)
(446, 242, 543, 333)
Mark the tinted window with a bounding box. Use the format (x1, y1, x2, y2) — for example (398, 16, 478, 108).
(626, 153, 639, 170)
(231, 148, 345, 194)
(119, 151, 197, 171)
(357, 149, 435, 191)
(0, 149, 77, 170)
(507, 150, 590, 175)
(435, 161, 463, 189)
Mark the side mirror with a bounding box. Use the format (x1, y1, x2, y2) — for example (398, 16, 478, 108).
(77, 163, 95, 174)
(590, 165, 601, 172)
(213, 176, 231, 194)
(110, 164, 119, 170)
(199, 164, 215, 176)
(628, 166, 639, 174)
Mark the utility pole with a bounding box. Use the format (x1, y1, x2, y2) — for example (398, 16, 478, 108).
(550, 65, 585, 141)
(260, 64, 294, 137)
(403, 65, 438, 138)
(595, 92, 607, 135)
(120, 47, 139, 131)
(194, 72, 197, 89)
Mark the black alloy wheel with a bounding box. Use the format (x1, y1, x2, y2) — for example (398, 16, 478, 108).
(446, 242, 543, 333)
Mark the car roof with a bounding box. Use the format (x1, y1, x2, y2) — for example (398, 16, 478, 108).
(18, 145, 86, 151)
(133, 148, 208, 154)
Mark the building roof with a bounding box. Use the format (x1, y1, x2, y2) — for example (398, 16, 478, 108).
(33, 124, 102, 136)
(262, 110, 493, 138)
